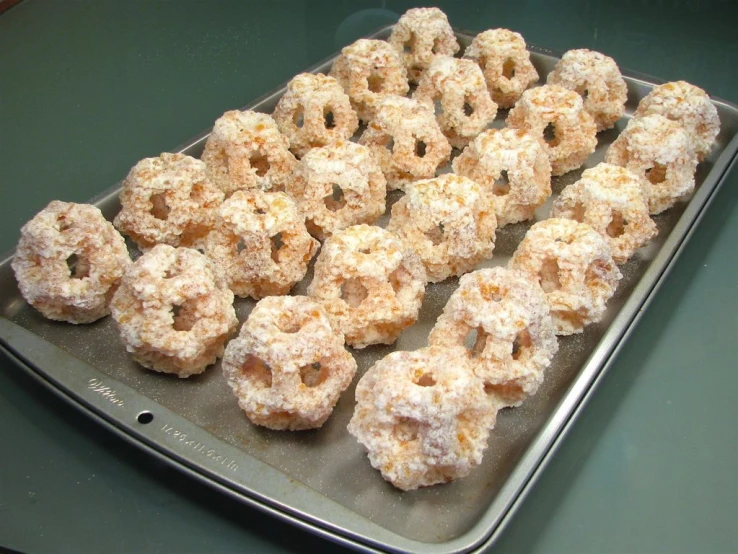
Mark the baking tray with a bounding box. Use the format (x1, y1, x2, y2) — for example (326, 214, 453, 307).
(1, 26, 738, 554)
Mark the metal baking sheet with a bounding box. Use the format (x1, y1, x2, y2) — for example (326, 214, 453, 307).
(1, 27, 738, 554)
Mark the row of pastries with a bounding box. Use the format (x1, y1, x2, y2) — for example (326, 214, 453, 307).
(11, 7, 720, 490)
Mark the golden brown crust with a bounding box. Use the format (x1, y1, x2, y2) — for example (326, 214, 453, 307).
(272, 73, 359, 158)
(633, 80, 720, 161)
(547, 49, 627, 132)
(202, 110, 297, 196)
(307, 224, 426, 349)
(387, 7, 460, 84)
(605, 114, 698, 214)
(204, 190, 318, 299)
(222, 296, 356, 430)
(114, 152, 223, 250)
(551, 163, 657, 263)
(285, 141, 386, 240)
(506, 84, 597, 176)
(110, 245, 237, 378)
(358, 96, 451, 191)
(414, 56, 498, 149)
(347, 345, 496, 491)
(12, 201, 131, 324)
(509, 218, 622, 335)
(452, 127, 552, 227)
(463, 28, 539, 108)
(386, 174, 497, 283)
(429, 267, 558, 408)
(330, 39, 409, 122)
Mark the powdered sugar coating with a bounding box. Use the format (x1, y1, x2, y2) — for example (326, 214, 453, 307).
(414, 56, 498, 149)
(202, 110, 297, 196)
(509, 218, 622, 335)
(547, 49, 627, 132)
(348, 345, 496, 491)
(222, 296, 356, 430)
(506, 84, 598, 176)
(387, 174, 497, 283)
(307, 224, 426, 349)
(359, 95, 451, 191)
(463, 28, 539, 108)
(551, 163, 657, 263)
(111, 245, 237, 378)
(388, 7, 460, 84)
(453, 127, 552, 227)
(12, 201, 131, 324)
(633, 80, 720, 161)
(272, 73, 359, 158)
(330, 39, 409, 122)
(204, 190, 318, 299)
(285, 141, 386, 240)
(429, 267, 558, 408)
(114, 153, 224, 250)
(605, 114, 698, 214)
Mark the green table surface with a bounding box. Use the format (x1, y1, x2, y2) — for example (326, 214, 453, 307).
(1, 1, 737, 552)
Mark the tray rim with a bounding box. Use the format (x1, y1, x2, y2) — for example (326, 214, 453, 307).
(2, 24, 738, 554)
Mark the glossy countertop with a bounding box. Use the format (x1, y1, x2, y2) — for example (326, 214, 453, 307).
(1, 1, 737, 552)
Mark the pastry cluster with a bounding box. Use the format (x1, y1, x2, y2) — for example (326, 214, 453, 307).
(12, 6, 720, 491)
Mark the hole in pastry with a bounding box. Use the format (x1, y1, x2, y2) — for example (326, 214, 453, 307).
(150, 192, 170, 220)
(293, 106, 304, 128)
(606, 211, 626, 238)
(249, 152, 270, 177)
(323, 184, 347, 212)
(502, 58, 516, 79)
(431, 37, 442, 54)
(413, 371, 436, 387)
(415, 139, 427, 158)
(403, 33, 416, 54)
(66, 253, 89, 279)
(163, 265, 179, 279)
(57, 216, 73, 232)
(425, 222, 445, 246)
(367, 71, 384, 93)
(270, 232, 284, 263)
(433, 99, 444, 116)
(585, 259, 610, 287)
(554, 233, 576, 244)
(358, 246, 371, 254)
(582, 88, 589, 100)
(463, 98, 474, 117)
(385, 136, 395, 152)
(394, 417, 420, 442)
(171, 302, 196, 331)
(512, 328, 532, 360)
(493, 170, 510, 196)
(189, 183, 210, 204)
(388, 267, 405, 296)
(242, 354, 273, 388)
(299, 361, 328, 388)
(341, 277, 369, 309)
(539, 257, 562, 293)
(323, 108, 336, 129)
(254, 206, 267, 215)
(542, 123, 560, 147)
(571, 202, 586, 222)
(646, 163, 667, 184)
(464, 326, 488, 358)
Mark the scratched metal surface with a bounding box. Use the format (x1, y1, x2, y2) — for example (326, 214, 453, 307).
(1, 29, 738, 553)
